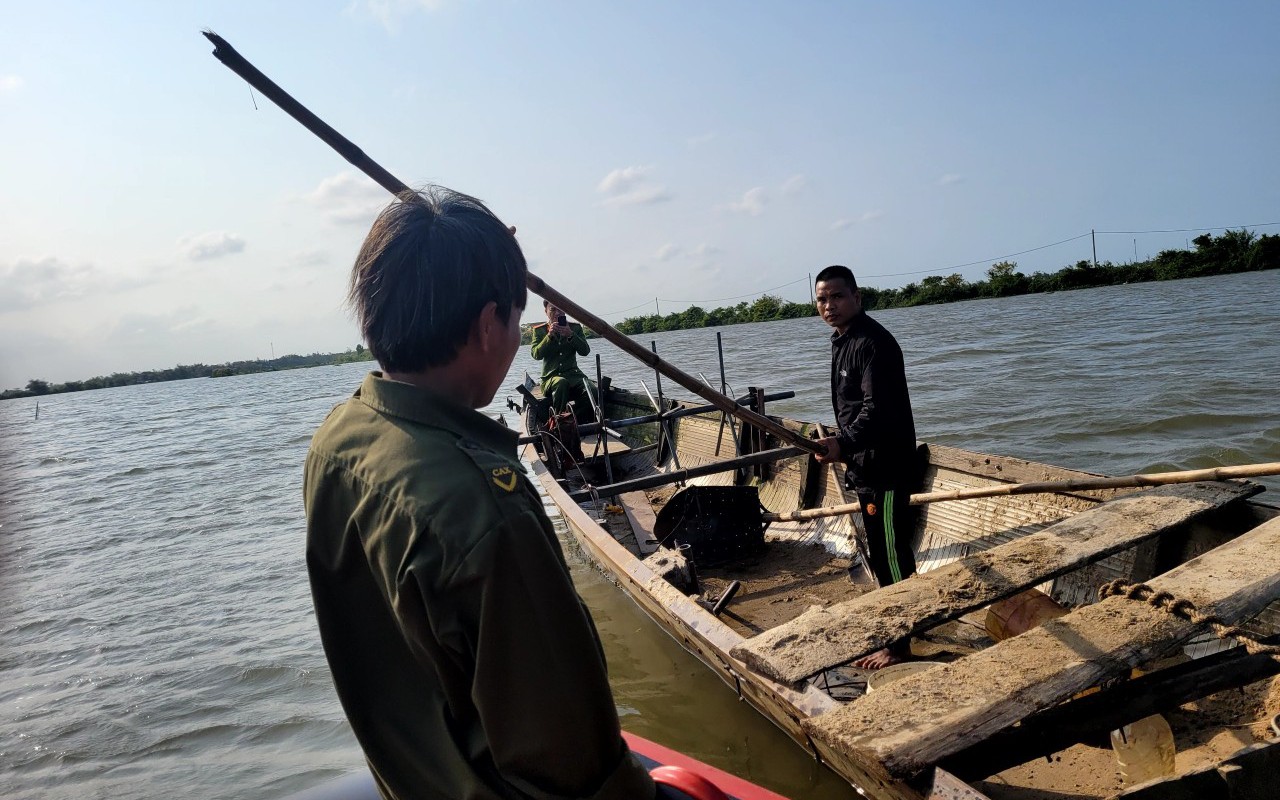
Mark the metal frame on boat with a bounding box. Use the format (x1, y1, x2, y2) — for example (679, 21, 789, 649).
(514, 378, 1280, 800)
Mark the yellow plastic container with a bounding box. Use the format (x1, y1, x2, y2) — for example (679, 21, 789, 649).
(866, 661, 942, 692)
(985, 588, 1069, 641)
(1111, 714, 1176, 785)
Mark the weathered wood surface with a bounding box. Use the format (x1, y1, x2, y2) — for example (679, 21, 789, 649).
(1109, 739, 1280, 799)
(762, 465, 1280, 523)
(581, 431, 631, 458)
(940, 643, 1280, 780)
(925, 770, 993, 800)
(616, 491, 660, 554)
(565, 445, 803, 501)
(527, 441, 931, 800)
(802, 516, 1280, 780)
(733, 482, 1259, 684)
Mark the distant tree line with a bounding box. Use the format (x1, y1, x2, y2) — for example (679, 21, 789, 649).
(6, 230, 1273, 399)
(616, 294, 815, 334)
(616, 228, 1278, 334)
(1, 345, 374, 401)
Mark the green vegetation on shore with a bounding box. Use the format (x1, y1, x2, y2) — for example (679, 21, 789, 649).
(5, 229, 1273, 401)
(616, 228, 1278, 334)
(2, 346, 374, 401)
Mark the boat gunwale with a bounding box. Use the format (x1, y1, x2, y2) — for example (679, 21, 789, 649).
(520, 385, 1279, 800)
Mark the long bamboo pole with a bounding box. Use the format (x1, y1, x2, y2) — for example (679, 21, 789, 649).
(202, 31, 823, 457)
(764, 462, 1280, 523)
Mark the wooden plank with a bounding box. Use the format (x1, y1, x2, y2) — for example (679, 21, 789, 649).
(926, 770, 993, 800)
(617, 491, 660, 555)
(524, 442, 924, 800)
(801, 515, 1280, 780)
(1111, 739, 1280, 799)
(732, 482, 1258, 684)
(581, 432, 632, 458)
(940, 644, 1280, 780)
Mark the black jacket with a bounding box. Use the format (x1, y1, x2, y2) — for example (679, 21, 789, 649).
(830, 311, 918, 490)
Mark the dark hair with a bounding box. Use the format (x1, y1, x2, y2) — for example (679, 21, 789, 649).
(814, 265, 858, 291)
(348, 187, 527, 372)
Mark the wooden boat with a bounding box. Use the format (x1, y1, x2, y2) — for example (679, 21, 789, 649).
(512, 378, 1280, 800)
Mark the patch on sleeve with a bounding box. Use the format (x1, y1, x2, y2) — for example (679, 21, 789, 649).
(490, 465, 518, 492)
(456, 438, 534, 505)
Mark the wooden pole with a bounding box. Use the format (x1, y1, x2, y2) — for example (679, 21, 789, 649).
(566, 446, 804, 502)
(203, 31, 822, 457)
(514, 390, 795, 445)
(593, 353, 612, 484)
(764, 462, 1280, 523)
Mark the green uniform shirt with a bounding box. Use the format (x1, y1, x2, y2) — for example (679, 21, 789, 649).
(529, 323, 590, 383)
(304, 372, 653, 800)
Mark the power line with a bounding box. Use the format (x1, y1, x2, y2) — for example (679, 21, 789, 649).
(1096, 222, 1280, 235)
(664, 276, 809, 305)
(601, 276, 809, 317)
(599, 218, 1276, 317)
(860, 233, 1093, 279)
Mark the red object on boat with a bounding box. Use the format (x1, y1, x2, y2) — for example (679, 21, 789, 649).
(650, 766, 731, 800)
(623, 731, 791, 800)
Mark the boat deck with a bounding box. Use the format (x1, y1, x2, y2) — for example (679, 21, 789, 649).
(519, 382, 1280, 800)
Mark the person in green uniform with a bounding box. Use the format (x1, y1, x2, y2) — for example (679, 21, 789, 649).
(529, 299, 596, 422)
(303, 187, 654, 800)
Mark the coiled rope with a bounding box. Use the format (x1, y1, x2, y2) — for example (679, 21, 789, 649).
(1098, 579, 1280, 660)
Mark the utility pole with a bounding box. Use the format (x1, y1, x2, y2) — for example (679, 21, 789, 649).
(1091, 229, 1097, 268)
(655, 297, 660, 316)
(270, 341, 275, 360)
(808, 273, 814, 304)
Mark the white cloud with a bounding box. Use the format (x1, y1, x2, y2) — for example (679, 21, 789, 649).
(0, 257, 152, 313)
(290, 250, 329, 268)
(351, 0, 445, 31)
(938, 173, 964, 186)
(687, 132, 716, 148)
(781, 174, 807, 196)
(831, 210, 883, 231)
(691, 243, 721, 257)
(181, 231, 246, 262)
(728, 187, 767, 216)
(597, 165, 652, 194)
(655, 244, 680, 261)
(597, 165, 671, 207)
(104, 309, 217, 345)
(303, 171, 388, 225)
(602, 187, 672, 207)
(0, 75, 22, 94)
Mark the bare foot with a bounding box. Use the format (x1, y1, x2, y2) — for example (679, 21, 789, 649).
(852, 648, 904, 670)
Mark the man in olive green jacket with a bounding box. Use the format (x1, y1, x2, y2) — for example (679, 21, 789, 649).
(530, 299, 595, 421)
(303, 189, 653, 800)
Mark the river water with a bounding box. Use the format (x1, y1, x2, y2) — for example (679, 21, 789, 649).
(2, 271, 1277, 800)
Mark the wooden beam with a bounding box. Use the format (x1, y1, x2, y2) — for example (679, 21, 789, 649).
(733, 482, 1259, 684)
(801, 515, 1280, 780)
(565, 446, 803, 501)
(940, 643, 1280, 780)
(617, 491, 660, 555)
(1110, 739, 1280, 799)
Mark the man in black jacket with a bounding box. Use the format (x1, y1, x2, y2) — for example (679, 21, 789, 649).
(813, 264, 920, 669)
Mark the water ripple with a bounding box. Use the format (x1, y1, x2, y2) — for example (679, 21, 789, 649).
(0, 271, 1276, 799)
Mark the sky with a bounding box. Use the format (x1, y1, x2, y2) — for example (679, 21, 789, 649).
(2, 1, 1278, 388)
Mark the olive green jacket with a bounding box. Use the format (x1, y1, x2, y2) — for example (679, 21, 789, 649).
(304, 372, 652, 800)
(529, 323, 590, 384)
